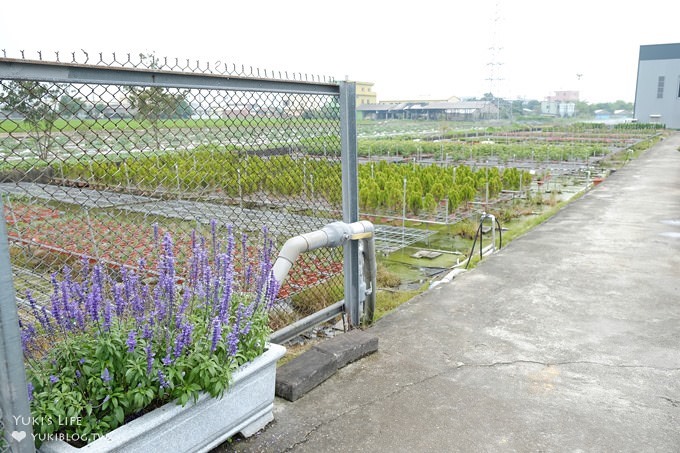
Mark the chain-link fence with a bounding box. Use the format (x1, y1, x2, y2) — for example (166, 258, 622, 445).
(0, 407, 8, 453)
(1, 52, 350, 333)
(0, 53, 361, 452)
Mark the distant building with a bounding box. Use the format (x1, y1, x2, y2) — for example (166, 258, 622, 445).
(541, 90, 577, 117)
(541, 100, 575, 117)
(380, 95, 461, 105)
(355, 82, 377, 106)
(634, 42, 680, 128)
(357, 100, 498, 121)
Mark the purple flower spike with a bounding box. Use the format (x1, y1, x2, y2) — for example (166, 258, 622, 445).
(49, 375, 59, 384)
(101, 368, 111, 383)
(157, 370, 169, 389)
(173, 322, 194, 358)
(227, 329, 239, 357)
(210, 317, 222, 352)
(126, 330, 137, 352)
(103, 299, 112, 332)
(27, 382, 34, 402)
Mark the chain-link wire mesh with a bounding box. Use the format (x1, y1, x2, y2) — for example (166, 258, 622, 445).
(1, 54, 345, 333)
(0, 407, 8, 453)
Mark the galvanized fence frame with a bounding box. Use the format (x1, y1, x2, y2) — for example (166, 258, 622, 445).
(0, 54, 360, 451)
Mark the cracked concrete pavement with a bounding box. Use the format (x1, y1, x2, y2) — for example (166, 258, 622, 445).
(217, 133, 680, 452)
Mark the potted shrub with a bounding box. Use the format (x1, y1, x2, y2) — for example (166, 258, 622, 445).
(18, 223, 285, 452)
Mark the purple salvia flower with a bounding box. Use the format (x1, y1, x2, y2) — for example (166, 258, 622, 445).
(157, 232, 176, 323)
(210, 317, 222, 352)
(241, 319, 252, 336)
(245, 264, 254, 291)
(122, 268, 137, 310)
(79, 358, 86, 365)
(26, 291, 51, 331)
(50, 272, 59, 295)
(26, 290, 40, 322)
(172, 333, 184, 359)
(265, 272, 281, 309)
(218, 257, 233, 324)
(130, 284, 145, 327)
(70, 280, 86, 329)
(126, 330, 137, 352)
(27, 382, 34, 402)
(145, 344, 154, 374)
(157, 370, 169, 389)
(227, 329, 239, 357)
(19, 322, 36, 354)
(175, 290, 190, 330)
(153, 290, 166, 326)
(49, 375, 59, 384)
(103, 299, 112, 332)
(142, 317, 154, 340)
(73, 304, 85, 331)
(112, 283, 125, 319)
(50, 292, 64, 329)
(60, 279, 73, 330)
(162, 354, 173, 366)
(260, 226, 272, 271)
(87, 264, 104, 323)
(101, 368, 111, 383)
(80, 255, 90, 281)
(40, 304, 53, 334)
(173, 322, 194, 358)
(75, 370, 81, 379)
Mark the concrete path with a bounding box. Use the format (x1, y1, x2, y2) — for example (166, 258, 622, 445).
(220, 133, 680, 452)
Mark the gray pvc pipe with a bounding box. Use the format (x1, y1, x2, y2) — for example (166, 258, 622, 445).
(272, 221, 374, 284)
(271, 220, 376, 324)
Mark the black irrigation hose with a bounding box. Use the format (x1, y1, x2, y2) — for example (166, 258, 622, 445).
(465, 221, 483, 270)
(496, 217, 503, 250)
(464, 215, 503, 269)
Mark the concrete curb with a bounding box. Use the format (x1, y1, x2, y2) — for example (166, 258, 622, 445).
(275, 330, 379, 402)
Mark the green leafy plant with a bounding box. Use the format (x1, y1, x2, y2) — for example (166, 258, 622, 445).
(19, 221, 279, 446)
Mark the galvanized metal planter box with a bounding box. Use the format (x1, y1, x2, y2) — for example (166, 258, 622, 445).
(39, 343, 286, 453)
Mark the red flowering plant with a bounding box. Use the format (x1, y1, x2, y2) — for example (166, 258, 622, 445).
(18, 221, 279, 446)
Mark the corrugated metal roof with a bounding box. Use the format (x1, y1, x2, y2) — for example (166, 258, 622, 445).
(357, 101, 497, 112)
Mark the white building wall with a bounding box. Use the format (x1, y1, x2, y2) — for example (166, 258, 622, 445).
(634, 44, 680, 129)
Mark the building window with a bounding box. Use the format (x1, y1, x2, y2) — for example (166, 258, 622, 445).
(657, 76, 665, 98)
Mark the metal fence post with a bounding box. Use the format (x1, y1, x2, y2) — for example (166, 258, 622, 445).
(338, 81, 361, 326)
(0, 196, 35, 453)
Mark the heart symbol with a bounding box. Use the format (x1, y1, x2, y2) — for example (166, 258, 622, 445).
(11, 430, 27, 442)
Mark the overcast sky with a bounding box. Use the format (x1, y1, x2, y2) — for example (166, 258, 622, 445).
(1, 0, 678, 103)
